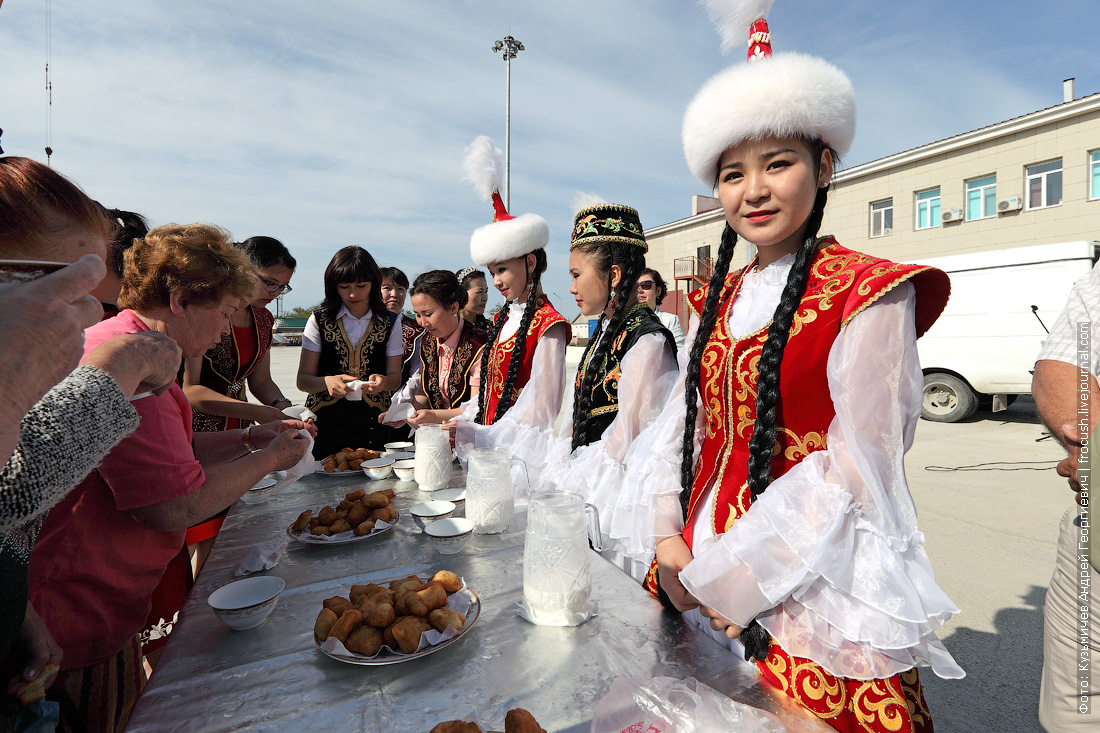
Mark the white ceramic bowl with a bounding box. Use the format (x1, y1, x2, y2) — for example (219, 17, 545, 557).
(392, 458, 415, 482)
(361, 456, 394, 480)
(241, 476, 278, 505)
(386, 451, 414, 462)
(430, 488, 466, 507)
(409, 500, 456, 530)
(384, 441, 415, 454)
(207, 576, 285, 631)
(424, 517, 475, 554)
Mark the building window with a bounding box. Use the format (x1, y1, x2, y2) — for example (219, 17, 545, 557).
(1026, 159, 1062, 210)
(966, 175, 997, 220)
(915, 188, 940, 230)
(1090, 151, 1100, 200)
(870, 199, 893, 238)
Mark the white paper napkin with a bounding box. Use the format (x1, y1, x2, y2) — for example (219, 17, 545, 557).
(272, 429, 315, 492)
(343, 380, 369, 401)
(282, 404, 317, 422)
(233, 541, 288, 576)
(381, 400, 415, 424)
(516, 597, 599, 627)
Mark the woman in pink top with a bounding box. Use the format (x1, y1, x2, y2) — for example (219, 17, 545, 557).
(28, 224, 314, 732)
(387, 270, 489, 428)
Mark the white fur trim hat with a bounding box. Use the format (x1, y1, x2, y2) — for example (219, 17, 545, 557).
(462, 136, 550, 266)
(682, 1, 856, 187)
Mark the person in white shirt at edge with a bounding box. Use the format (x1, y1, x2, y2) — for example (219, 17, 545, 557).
(385, 269, 487, 428)
(450, 136, 569, 495)
(621, 2, 964, 731)
(523, 198, 678, 585)
(1032, 258, 1100, 731)
(296, 246, 403, 458)
(636, 267, 686, 353)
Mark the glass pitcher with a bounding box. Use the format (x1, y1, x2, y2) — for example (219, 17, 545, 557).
(465, 448, 513, 534)
(521, 490, 603, 626)
(413, 424, 452, 491)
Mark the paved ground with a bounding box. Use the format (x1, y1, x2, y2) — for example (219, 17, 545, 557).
(269, 345, 1066, 731)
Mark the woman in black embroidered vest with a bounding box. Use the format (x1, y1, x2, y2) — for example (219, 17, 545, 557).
(296, 247, 403, 458)
(456, 266, 492, 332)
(387, 270, 488, 428)
(541, 200, 678, 584)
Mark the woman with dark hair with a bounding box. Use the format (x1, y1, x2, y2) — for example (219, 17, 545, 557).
(636, 267, 685, 351)
(380, 266, 425, 399)
(456, 266, 491, 331)
(297, 246, 403, 457)
(452, 137, 569, 479)
(629, 4, 962, 731)
(386, 270, 488, 427)
(92, 207, 149, 317)
(538, 201, 677, 583)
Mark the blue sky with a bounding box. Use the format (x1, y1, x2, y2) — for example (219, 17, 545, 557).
(1, 0, 1096, 319)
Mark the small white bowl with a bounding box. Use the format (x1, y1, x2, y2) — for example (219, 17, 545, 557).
(424, 517, 475, 554)
(386, 451, 414, 462)
(207, 576, 285, 631)
(384, 441, 415, 454)
(241, 476, 278, 505)
(409, 500, 456, 530)
(430, 488, 465, 507)
(392, 458, 415, 482)
(361, 456, 394, 481)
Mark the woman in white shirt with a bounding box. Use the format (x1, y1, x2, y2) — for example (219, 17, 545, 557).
(296, 246, 403, 457)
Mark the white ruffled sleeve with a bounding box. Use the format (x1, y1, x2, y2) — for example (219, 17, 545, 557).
(546, 332, 679, 560)
(611, 313, 703, 558)
(454, 322, 569, 499)
(678, 282, 964, 681)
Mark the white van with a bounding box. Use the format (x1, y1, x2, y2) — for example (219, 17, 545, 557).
(910, 241, 1099, 422)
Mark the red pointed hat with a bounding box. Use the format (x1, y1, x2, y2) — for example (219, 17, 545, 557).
(462, 136, 549, 266)
(682, 0, 857, 186)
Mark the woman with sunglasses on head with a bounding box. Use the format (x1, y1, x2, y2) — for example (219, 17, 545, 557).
(183, 236, 297, 432)
(628, 3, 962, 730)
(636, 268, 685, 352)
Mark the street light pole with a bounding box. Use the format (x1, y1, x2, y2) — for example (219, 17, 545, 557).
(492, 35, 524, 211)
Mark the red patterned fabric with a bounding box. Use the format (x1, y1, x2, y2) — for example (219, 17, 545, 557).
(191, 305, 275, 432)
(481, 295, 567, 425)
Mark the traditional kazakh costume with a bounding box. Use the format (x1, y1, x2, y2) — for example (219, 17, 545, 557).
(191, 304, 275, 433)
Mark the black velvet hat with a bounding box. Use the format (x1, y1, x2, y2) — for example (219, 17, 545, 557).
(569, 203, 647, 252)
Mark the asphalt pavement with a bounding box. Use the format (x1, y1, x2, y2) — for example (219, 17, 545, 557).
(268, 345, 1066, 731)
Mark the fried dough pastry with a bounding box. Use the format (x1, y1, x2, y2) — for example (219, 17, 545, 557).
(347, 503, 369, 525)
(370, 505, 397, 523)
(364, 602, 395, 628)
(504, 708, 546, 733)
(430, 570, 462, 593)
(327, 608, 363, 643)
(329, 518, 352, 534)
(344, 625, 384, 656)
(406, 584, 447, 617)
(317, 506, 338, 525)
(430, 722, 483, 733)
(361, 491, 390, 509)
(380, 488, 396, 499)
(313, 608, 338, 642)
(322, 596, 353, 615)
(345, 489, 365, 501)
(353, 519, 376, 536)
(389, 576, 423, 595)
(291, 510, 312, 532)
(311, 526, 331, 537)
(389, 615, 430, 654)
(428, 607, 466, 633)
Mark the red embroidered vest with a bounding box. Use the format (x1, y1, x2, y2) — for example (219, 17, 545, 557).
(481, 295, 568, 425)
(681, 238, 949, 550)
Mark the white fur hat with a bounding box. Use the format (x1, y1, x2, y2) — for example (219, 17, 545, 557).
(682, 1, 856, 187)
(462, 136, 550, 266)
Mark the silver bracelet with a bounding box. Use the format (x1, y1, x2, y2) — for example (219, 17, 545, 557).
(242, 425, 260, 453)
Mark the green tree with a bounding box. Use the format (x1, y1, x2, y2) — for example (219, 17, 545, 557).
(283, 303, 322, 319)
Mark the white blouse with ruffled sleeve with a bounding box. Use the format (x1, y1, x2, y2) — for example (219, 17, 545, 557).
(625, 253, 964, 682)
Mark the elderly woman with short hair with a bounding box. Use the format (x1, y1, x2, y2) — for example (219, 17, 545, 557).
(28, 223, 314, 732)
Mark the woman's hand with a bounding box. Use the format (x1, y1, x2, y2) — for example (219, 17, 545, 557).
(362, 374, 386, 395)
(251, 419, 318, 448)
(655, 535, 699, 612)
(82, 331, 182, 397)
(406, 409, 440, 428)
(4, 603, 62, 706)
(324, 374, 355, 398)
(698, 605, 743, 640)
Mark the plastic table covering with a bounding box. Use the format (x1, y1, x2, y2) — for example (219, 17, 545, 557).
(125, 468, 829, 732)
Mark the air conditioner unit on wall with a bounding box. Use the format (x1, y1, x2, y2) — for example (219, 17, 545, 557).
(998, 196, 1023, 212)
(941, 209, 964, 223)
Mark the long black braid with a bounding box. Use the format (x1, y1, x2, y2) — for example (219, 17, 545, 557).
(474, 249, 548, 425)
(570, 241, 647, 452)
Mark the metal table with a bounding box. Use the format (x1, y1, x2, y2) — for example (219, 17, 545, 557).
(126, 468, 828, 732)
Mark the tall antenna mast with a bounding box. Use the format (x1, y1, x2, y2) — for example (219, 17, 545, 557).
(45, 0, 53, 164)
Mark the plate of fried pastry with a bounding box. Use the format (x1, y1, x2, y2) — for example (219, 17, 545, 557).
(313, 570, 479, 665)
(314, 447, 380, 474)
(286, 489, 399, 545)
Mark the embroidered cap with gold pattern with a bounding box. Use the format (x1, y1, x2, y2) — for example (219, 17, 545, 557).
(570, 203, 647, 252)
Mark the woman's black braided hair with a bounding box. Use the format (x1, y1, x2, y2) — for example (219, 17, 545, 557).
(570, 240, 647, 452)
(678, 138, 833, 662)
(474, 248, 548, 425)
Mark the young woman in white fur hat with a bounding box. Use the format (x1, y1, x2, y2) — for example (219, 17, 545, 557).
(627, 2, 963, 730)
(451, 137, 570, 481)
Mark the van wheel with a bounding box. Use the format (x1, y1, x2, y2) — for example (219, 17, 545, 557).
(922, 373, 978, 422)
